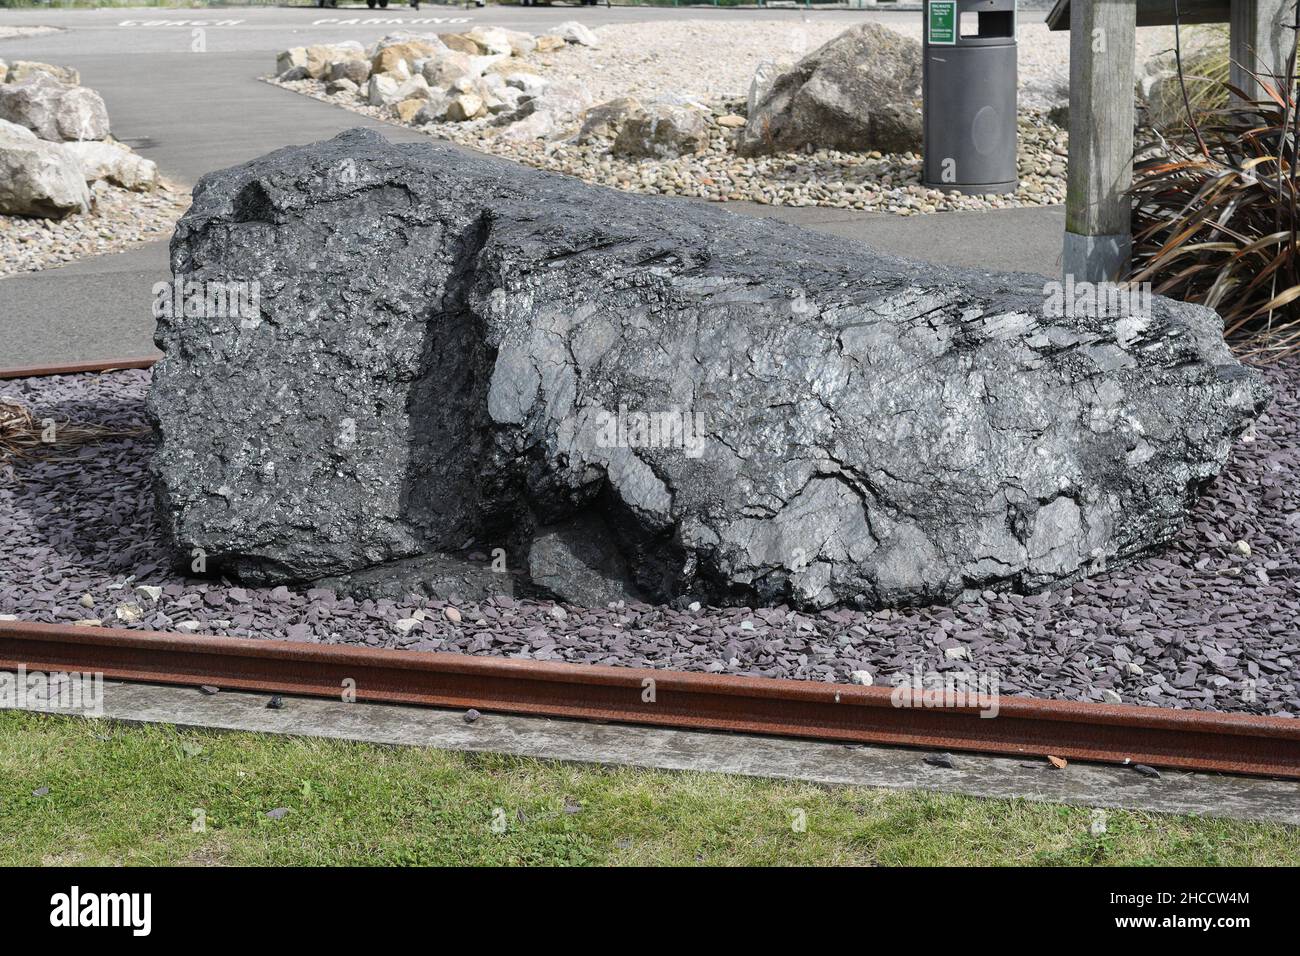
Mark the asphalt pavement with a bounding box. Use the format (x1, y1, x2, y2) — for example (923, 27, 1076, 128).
(0, 4, 1063, 367)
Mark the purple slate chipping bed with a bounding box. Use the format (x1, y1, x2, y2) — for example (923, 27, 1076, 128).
(1, 367, 1298, 716)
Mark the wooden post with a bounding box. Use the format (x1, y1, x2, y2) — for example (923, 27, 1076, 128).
(1063, 0, 1137, 282)
(1230, 0, 1293, 103)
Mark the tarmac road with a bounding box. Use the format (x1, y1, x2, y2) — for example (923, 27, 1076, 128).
(2, 4, 891, 60)
(0, 3, 901, 180)
(0, 4, 1062, 366)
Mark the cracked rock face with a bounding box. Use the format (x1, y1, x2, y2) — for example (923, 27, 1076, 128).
(150, 128, 1269, 609)
(0, 74, 110, 143)
(737, 22, 924, 157)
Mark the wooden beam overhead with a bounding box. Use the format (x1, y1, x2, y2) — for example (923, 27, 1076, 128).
(1047, 0, 1230, 30)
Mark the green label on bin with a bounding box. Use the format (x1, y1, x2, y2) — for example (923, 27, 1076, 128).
(928, 0, 957, 45)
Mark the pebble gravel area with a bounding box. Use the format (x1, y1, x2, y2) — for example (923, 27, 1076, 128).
(2, 364, 1297, 717)
(271, 20, 1179, 214)
(0, 182, 190, 279)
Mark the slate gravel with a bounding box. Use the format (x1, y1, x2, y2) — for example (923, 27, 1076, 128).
(2, 366, 1297, 716)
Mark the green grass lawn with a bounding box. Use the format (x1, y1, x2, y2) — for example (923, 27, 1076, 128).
(0, 709, 1295, 866)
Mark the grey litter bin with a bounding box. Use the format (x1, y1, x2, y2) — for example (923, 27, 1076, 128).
(922, 0, 1018, 195)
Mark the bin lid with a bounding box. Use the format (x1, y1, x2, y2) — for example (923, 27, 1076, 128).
(1046, 0, 1230, 31)
(926, 0, 1017, 45)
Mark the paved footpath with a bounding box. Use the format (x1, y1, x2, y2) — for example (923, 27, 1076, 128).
(0, 5, 1062, 367)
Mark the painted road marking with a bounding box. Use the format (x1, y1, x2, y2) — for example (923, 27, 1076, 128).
(118, 20, 246, 27)
(115, 16, 472, 28)
(311, 17, 473, 25)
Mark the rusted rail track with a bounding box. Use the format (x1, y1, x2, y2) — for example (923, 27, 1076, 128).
(2, 620, 1297, 778)
(0, 357, 159, 380)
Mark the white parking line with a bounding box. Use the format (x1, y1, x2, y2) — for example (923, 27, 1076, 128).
(311, 17, 474, 25)
(113, 15, 473, 29)
(118, 20, 247, 28)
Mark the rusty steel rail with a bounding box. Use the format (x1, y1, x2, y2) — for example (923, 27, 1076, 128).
(0, 357, 159, 380)
(1, 620, 1297, 778)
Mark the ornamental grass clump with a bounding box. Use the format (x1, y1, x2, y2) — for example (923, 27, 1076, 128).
(1129, 68, 1300, 361)
(0, 398, 142, 463)
(1128, 6, 1300, 361)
